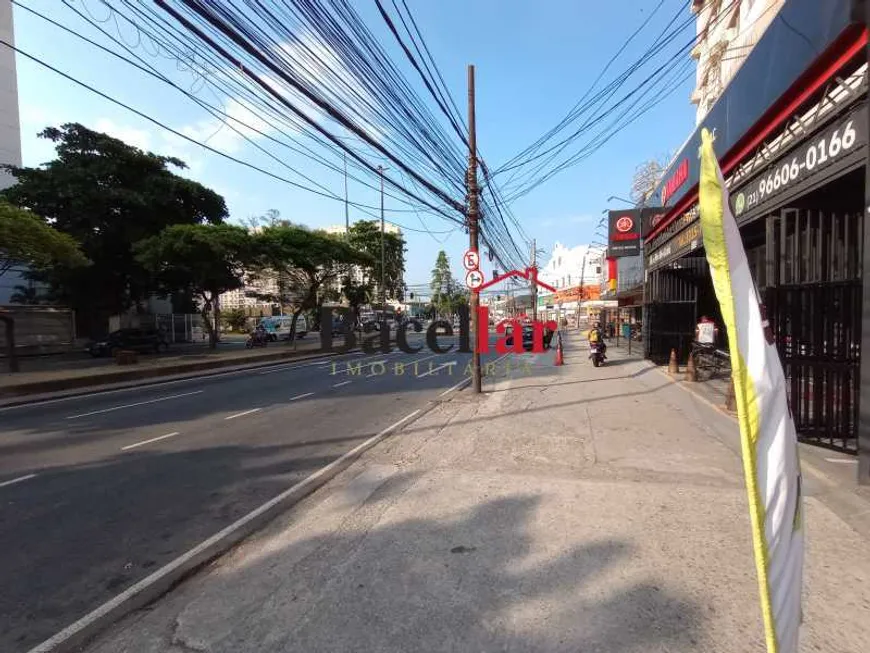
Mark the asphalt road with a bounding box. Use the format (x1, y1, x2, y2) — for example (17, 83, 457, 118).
(0, 333, 515, 652)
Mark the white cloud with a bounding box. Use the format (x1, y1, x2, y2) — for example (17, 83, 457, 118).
(179, 97, 273, 155)
(94, 118, 152, 151)
(20, 104, 63, 130)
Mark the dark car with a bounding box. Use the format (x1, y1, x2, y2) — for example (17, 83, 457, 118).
(505, 325, 536, 351)
(88, 328, 169, 357)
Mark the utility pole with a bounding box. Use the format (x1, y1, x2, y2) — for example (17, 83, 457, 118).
(467, 64, 481, 394)
(344, 152, 349, 231)
(378, 165, 386, 309)
(530, 239, 537, 321)
(577, 251, 587, 329)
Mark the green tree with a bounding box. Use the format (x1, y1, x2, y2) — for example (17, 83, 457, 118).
(134, 224, 252, 348)
(341, 275, 373, 330)
(2, 123, 227, 336)
(253, 225, 373, 342)
(222, 308, 249, 332)
(429, 250, 454, 317)
(0, 200, 88, 278)
(345, 220, 405, 303)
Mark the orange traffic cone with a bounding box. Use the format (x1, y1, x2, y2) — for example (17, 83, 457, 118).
(668, 348, 679, 375)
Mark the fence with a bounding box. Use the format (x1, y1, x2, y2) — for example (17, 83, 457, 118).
(0, 306, 76, 355)
(109, 313, 205, 343)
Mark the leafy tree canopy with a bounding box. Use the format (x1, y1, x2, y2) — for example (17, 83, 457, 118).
(0, 200, 88, 277)
(252, 225, 374, 340)
(1, 123, 227, 325)
(134, 223, 252, 347)
(345, 220, 406, 301)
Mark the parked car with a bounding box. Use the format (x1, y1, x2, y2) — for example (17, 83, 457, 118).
(258, 315, 308, 341)
(504, 324, 536, 351)
(88, 328, 169, 357)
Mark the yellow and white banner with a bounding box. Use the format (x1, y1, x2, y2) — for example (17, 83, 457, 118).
(697, 128, 804, 653)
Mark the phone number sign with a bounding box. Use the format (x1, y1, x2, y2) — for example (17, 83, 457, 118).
(731, 104, 867, 221)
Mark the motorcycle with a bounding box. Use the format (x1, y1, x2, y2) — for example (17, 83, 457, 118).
(245, 329, 269, 349)
(589, 342, 605, 367)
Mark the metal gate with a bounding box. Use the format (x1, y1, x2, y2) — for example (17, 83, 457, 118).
(645, 256, 709, 364)
(765, 208, 862, 452)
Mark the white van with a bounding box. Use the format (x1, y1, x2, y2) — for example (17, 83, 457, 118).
(258, 315, 308, 341)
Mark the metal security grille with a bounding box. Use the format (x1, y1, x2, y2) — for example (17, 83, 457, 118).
(765, 207, 862, 452)
(646, 256, 709, 364)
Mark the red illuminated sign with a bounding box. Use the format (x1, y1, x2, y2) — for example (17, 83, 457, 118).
(661, 158, 689, 205)
(615, 215, 634, 233)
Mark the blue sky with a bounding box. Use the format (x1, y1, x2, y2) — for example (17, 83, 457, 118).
(12, 0, 697, 288)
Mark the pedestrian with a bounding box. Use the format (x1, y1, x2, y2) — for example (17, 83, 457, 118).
(695, 315, 718, 345)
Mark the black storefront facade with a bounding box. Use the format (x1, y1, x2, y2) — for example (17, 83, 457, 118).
(642, 0, 869, 473)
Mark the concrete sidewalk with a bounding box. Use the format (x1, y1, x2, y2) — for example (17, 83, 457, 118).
(80, 334, 870, 653)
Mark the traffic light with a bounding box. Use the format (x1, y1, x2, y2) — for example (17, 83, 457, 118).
(493, 269, 499, 279)
(409, 292, 414, 299)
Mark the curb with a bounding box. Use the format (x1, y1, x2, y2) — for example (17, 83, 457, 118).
(0, 345, 333, 399)
(0, 349, 342, 409)
(27, 381, 468, 653)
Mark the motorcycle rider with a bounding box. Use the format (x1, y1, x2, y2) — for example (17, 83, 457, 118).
(254, 322, 268, 344)
(588, 322, 607, 359)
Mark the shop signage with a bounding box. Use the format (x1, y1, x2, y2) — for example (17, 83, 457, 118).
(647, 0, 853, 219)
(660, 159, 689, 205)
(647, 219, 702, 271)
(607, 209, 642, 258)
(731, 103, 867, 222)
(641, 206, 666, 235)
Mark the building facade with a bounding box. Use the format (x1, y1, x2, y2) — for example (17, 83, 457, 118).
(536, 242, 605, 323)
(539, 242, 604, 291)
(690, 0, 786, 125)
(219, 272, 280, 315)
(641, 0, 867, 476)
(0, 0, 25, 305)
(324, 222, 404, 302)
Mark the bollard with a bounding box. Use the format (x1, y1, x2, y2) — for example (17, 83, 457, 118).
(685, 351, 697, 382)
(668, 348, 679, 375)
(725, 378, 736, 412)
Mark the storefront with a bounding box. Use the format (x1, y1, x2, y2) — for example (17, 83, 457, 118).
(643, 0, 867, 461)
(538, 285, 602, 325)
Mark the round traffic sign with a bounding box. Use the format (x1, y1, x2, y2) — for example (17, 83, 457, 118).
(465, 269, 484, 290)
(463, 249, 480, 271)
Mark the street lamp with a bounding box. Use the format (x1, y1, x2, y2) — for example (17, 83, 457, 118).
(607, 195, 635, 206)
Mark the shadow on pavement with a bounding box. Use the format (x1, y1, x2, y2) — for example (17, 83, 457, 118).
(0, 443, 399, 652)
(111, 494, 704, 652)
